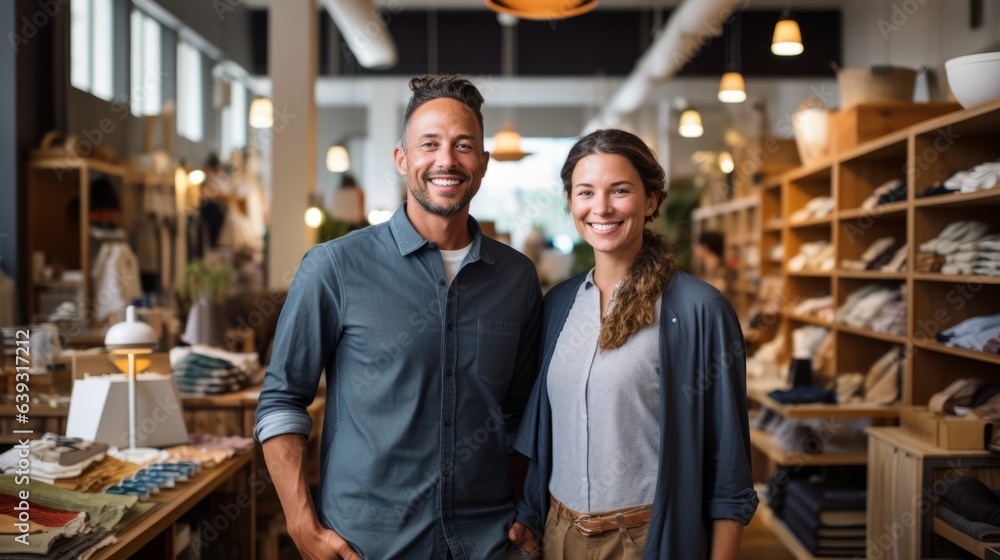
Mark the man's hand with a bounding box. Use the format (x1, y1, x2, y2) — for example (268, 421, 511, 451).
(289, 521, 362, 560)
(508, 521, 540, 558)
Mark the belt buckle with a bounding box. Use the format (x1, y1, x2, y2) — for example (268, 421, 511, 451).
(573, 515, 602, 536)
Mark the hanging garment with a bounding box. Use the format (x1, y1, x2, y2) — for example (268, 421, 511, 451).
(90, 228, 142, 322)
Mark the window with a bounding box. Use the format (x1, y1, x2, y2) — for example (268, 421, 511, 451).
(130, 9, 162, 117)
(221, 80, 247, 158)
(177, 40, 204, 141)
(71, 0, 114, 100)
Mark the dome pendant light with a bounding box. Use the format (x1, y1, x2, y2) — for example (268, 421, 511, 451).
(249, 97, 274, 128)
(490, 122, 531, 161)
(772, 5, 803, 56)
(678, 110, 704, 138)
(326, 145, 350, 172)
(718, 13, 746, 104)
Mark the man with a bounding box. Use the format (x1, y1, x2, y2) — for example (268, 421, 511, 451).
(255, 75, 541, 560)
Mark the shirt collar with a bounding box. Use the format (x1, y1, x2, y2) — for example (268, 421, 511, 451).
(584, 268, 597, 289)
(388, 202, 495, 265)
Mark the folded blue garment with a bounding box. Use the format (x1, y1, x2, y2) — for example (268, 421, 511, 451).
(768, 386, 837, 404)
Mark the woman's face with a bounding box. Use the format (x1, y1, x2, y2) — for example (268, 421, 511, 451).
(568, 152, 658, 260)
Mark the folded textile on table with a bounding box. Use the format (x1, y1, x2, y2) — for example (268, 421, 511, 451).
(172, 352, 252, 396)
(53, 455, 143, 493)
(0, 477, 138, 532)
(0, 436, 108, 483)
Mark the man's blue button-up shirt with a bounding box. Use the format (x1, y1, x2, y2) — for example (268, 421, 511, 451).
(255, 203, 542, 559)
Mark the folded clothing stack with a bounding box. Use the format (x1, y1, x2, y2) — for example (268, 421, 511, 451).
(918, 221, 1000, 275)
(936, 314, 1000, 353)
(788, 241, 835, 272)
(0, 477, 141, 559)
(783, 479, 867, 558)
(0, 435, 109, 485)
(172, 353, 250, 395)
(919, 159, 1000, 198)
(790, 196, 835, 223)
(860, 178, 907, 209)
(162, 434, 254, 468)
(834, 284, 906, 333)
(793, 294, 834, 322)
(935, 476, 1000, 542)
(834, 346, 903, 405)
(841, 236, 906, 272)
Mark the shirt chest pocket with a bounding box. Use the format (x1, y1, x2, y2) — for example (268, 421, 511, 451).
(476, 319, 520, 387)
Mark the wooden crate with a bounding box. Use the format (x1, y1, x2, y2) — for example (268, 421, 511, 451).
(829, 102, 962, 154)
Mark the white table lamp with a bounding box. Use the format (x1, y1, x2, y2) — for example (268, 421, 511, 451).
(104, 305, 160, 463)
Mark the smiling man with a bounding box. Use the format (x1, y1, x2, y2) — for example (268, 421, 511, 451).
(255, 75, 542, 560)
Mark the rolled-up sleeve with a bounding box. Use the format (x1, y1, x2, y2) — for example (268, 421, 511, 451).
(254, 245, 342, 444)
(702, 296, 759, 525)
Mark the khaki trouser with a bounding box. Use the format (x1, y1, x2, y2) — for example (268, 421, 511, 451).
(541, 496, 650, 560)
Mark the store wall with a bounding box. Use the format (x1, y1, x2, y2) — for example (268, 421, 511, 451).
(63, 0, 255, 167)
(842, 0, 1000, 101)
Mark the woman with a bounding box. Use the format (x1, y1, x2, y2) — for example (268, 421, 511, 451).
(510, 129, 758, 559)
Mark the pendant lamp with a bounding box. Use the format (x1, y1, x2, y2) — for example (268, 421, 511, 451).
(772, 6, 803, 56)
(484, 0, 598, 21)
(718, 12, 747, 103)
(326, 145, 350, 172)
(249, 97, 274, 128)
(678, 110, 703, 138)
(490, 123, 532, 161)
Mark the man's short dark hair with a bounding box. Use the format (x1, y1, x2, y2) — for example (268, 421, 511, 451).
(401, 75, 485, 146)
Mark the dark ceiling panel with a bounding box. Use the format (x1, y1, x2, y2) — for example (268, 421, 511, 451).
(516, 10, 651, 76)
(437, 11, 503, 75)
(339, 11, 429, 76)
(678, 10, 841, 77)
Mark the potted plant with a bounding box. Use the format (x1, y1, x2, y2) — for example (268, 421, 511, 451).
(178, 262, 233, 347)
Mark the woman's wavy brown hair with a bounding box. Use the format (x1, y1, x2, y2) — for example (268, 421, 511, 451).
(561, 129, 679, 351)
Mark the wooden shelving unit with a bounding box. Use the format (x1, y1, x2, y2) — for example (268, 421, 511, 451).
(933, 517, 1000, 559)
(744, 99, 1000, 560)
(750, 429, 867, 466)
(691, 196, 760, 318)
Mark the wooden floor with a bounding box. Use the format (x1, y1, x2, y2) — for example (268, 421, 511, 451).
(741, 510, 796, 560)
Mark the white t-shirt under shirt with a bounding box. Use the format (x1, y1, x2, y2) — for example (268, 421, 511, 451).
(440, 244, 472, 286)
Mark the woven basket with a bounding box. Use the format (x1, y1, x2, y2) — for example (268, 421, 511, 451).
(836, 65, 919, 108)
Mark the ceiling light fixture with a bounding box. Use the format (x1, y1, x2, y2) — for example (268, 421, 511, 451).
(678, 110, 704, 138)
(718, 11, 747, 103)
(326, 145, 350, 172)
(484, 0, 598, 21)
(249, 97, 273, 128)
(490, 123, 532, 161)
(772, 4, 804, 56)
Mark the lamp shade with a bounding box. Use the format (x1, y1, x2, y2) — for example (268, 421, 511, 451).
(491, 123, 531, 162)
(718, 72, 747, 103)
(719, 151, 735, 174)
(772, 19, 804, 56)
(326, 145, 350, 172)
(484, 0, 598, 21)
(678, 110, 704, 138)
(249, 97, 274, 128)
(105, 306, 158, 354)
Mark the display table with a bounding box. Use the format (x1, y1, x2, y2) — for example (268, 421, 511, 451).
(93, 450, 255, 560)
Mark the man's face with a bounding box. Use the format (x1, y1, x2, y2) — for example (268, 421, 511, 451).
(394, 98, 490, 217)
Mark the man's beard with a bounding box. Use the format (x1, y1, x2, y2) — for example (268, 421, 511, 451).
(409, 174, 475, 217)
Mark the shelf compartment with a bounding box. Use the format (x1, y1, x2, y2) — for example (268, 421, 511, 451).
(911, 280, 1000, 355)
(836, 212, 906, 272)
(911, 273, 1000, 285)
(914, 200, 1000, 263)
(836, 324, 907, 345)
(913, 340, 1000, 366)
(933, 517, 1000, 559)
(789, 215, 834, 229)
(911, 104, 1000, 196)
(748, 388, 901, 420)
(837, 271, 907, 280)
(837, 139, 907, 211)
(910, 347, 1000, 406)
(837, 200, 908, 220)
(913, 187, 1000, 208)
(785, 313, 833, 328)
(751, 429, 868, 466)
